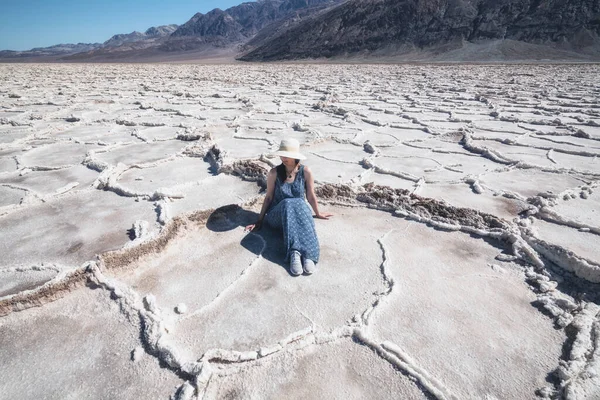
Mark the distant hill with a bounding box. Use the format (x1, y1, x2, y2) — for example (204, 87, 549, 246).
(0, 43, 102, 60)
(0, 24, 178, 61)
(239, 0, 600, 61)
(103, 25, 178, 47)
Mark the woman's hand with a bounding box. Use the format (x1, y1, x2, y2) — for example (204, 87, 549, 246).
(304, 167, 333, 222)
(244, 220, 263, 232)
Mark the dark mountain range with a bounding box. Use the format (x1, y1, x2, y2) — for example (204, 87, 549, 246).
(239, 0, 600, 61)
(241, 1, 339, 51)
(2, 0, 599, 62)
(171, 0, 337, 39)
(161, 0, 341, 51)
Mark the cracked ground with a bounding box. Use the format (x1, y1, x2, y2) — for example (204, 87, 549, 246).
(1, 64, 599, 400)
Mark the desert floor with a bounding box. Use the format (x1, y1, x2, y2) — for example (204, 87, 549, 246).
(0, 63, 599, 400)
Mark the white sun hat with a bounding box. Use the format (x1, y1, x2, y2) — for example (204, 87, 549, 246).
(272, 138, 306, 160)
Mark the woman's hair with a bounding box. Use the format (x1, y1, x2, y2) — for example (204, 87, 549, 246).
(276, 159, 300, 182)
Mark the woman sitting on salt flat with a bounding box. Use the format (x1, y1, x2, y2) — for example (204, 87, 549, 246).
(245, 138, 333, 276)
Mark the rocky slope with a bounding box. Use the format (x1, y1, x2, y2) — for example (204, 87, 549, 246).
(241, 2, 338, 51)
(162, 0, 341, 51)
(59, 0, 341, 60)
(239, 0, 600, 61)
(103, 25, 178, 47)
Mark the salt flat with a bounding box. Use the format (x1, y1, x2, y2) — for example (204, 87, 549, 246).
(1, 63, 599, 400)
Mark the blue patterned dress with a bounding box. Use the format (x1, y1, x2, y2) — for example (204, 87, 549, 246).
(264, 165, 320, 263)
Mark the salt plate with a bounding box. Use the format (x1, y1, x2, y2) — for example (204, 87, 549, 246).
(0, 287, 183, 399)
(1, 63, 599, 399)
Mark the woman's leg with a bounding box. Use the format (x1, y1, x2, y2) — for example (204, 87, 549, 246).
(266, 198, 320, 264)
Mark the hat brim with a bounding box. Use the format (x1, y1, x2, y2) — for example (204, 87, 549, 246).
(272, 150, 307, 160)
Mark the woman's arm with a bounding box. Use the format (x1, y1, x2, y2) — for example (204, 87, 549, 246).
(304, 165, 333, 219)
(245, 168, 277, 232)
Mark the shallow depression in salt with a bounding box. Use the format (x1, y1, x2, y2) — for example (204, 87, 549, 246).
(1, 63, 599, 400)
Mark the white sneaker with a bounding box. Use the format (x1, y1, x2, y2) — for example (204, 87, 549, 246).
(303, 258, 316, 275)
(290, 251, 302, 276)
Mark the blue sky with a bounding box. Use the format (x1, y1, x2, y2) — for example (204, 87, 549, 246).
(0, 0, 247, 51)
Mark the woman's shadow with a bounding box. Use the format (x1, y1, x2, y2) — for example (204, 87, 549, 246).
(205, 204, 289, 273)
